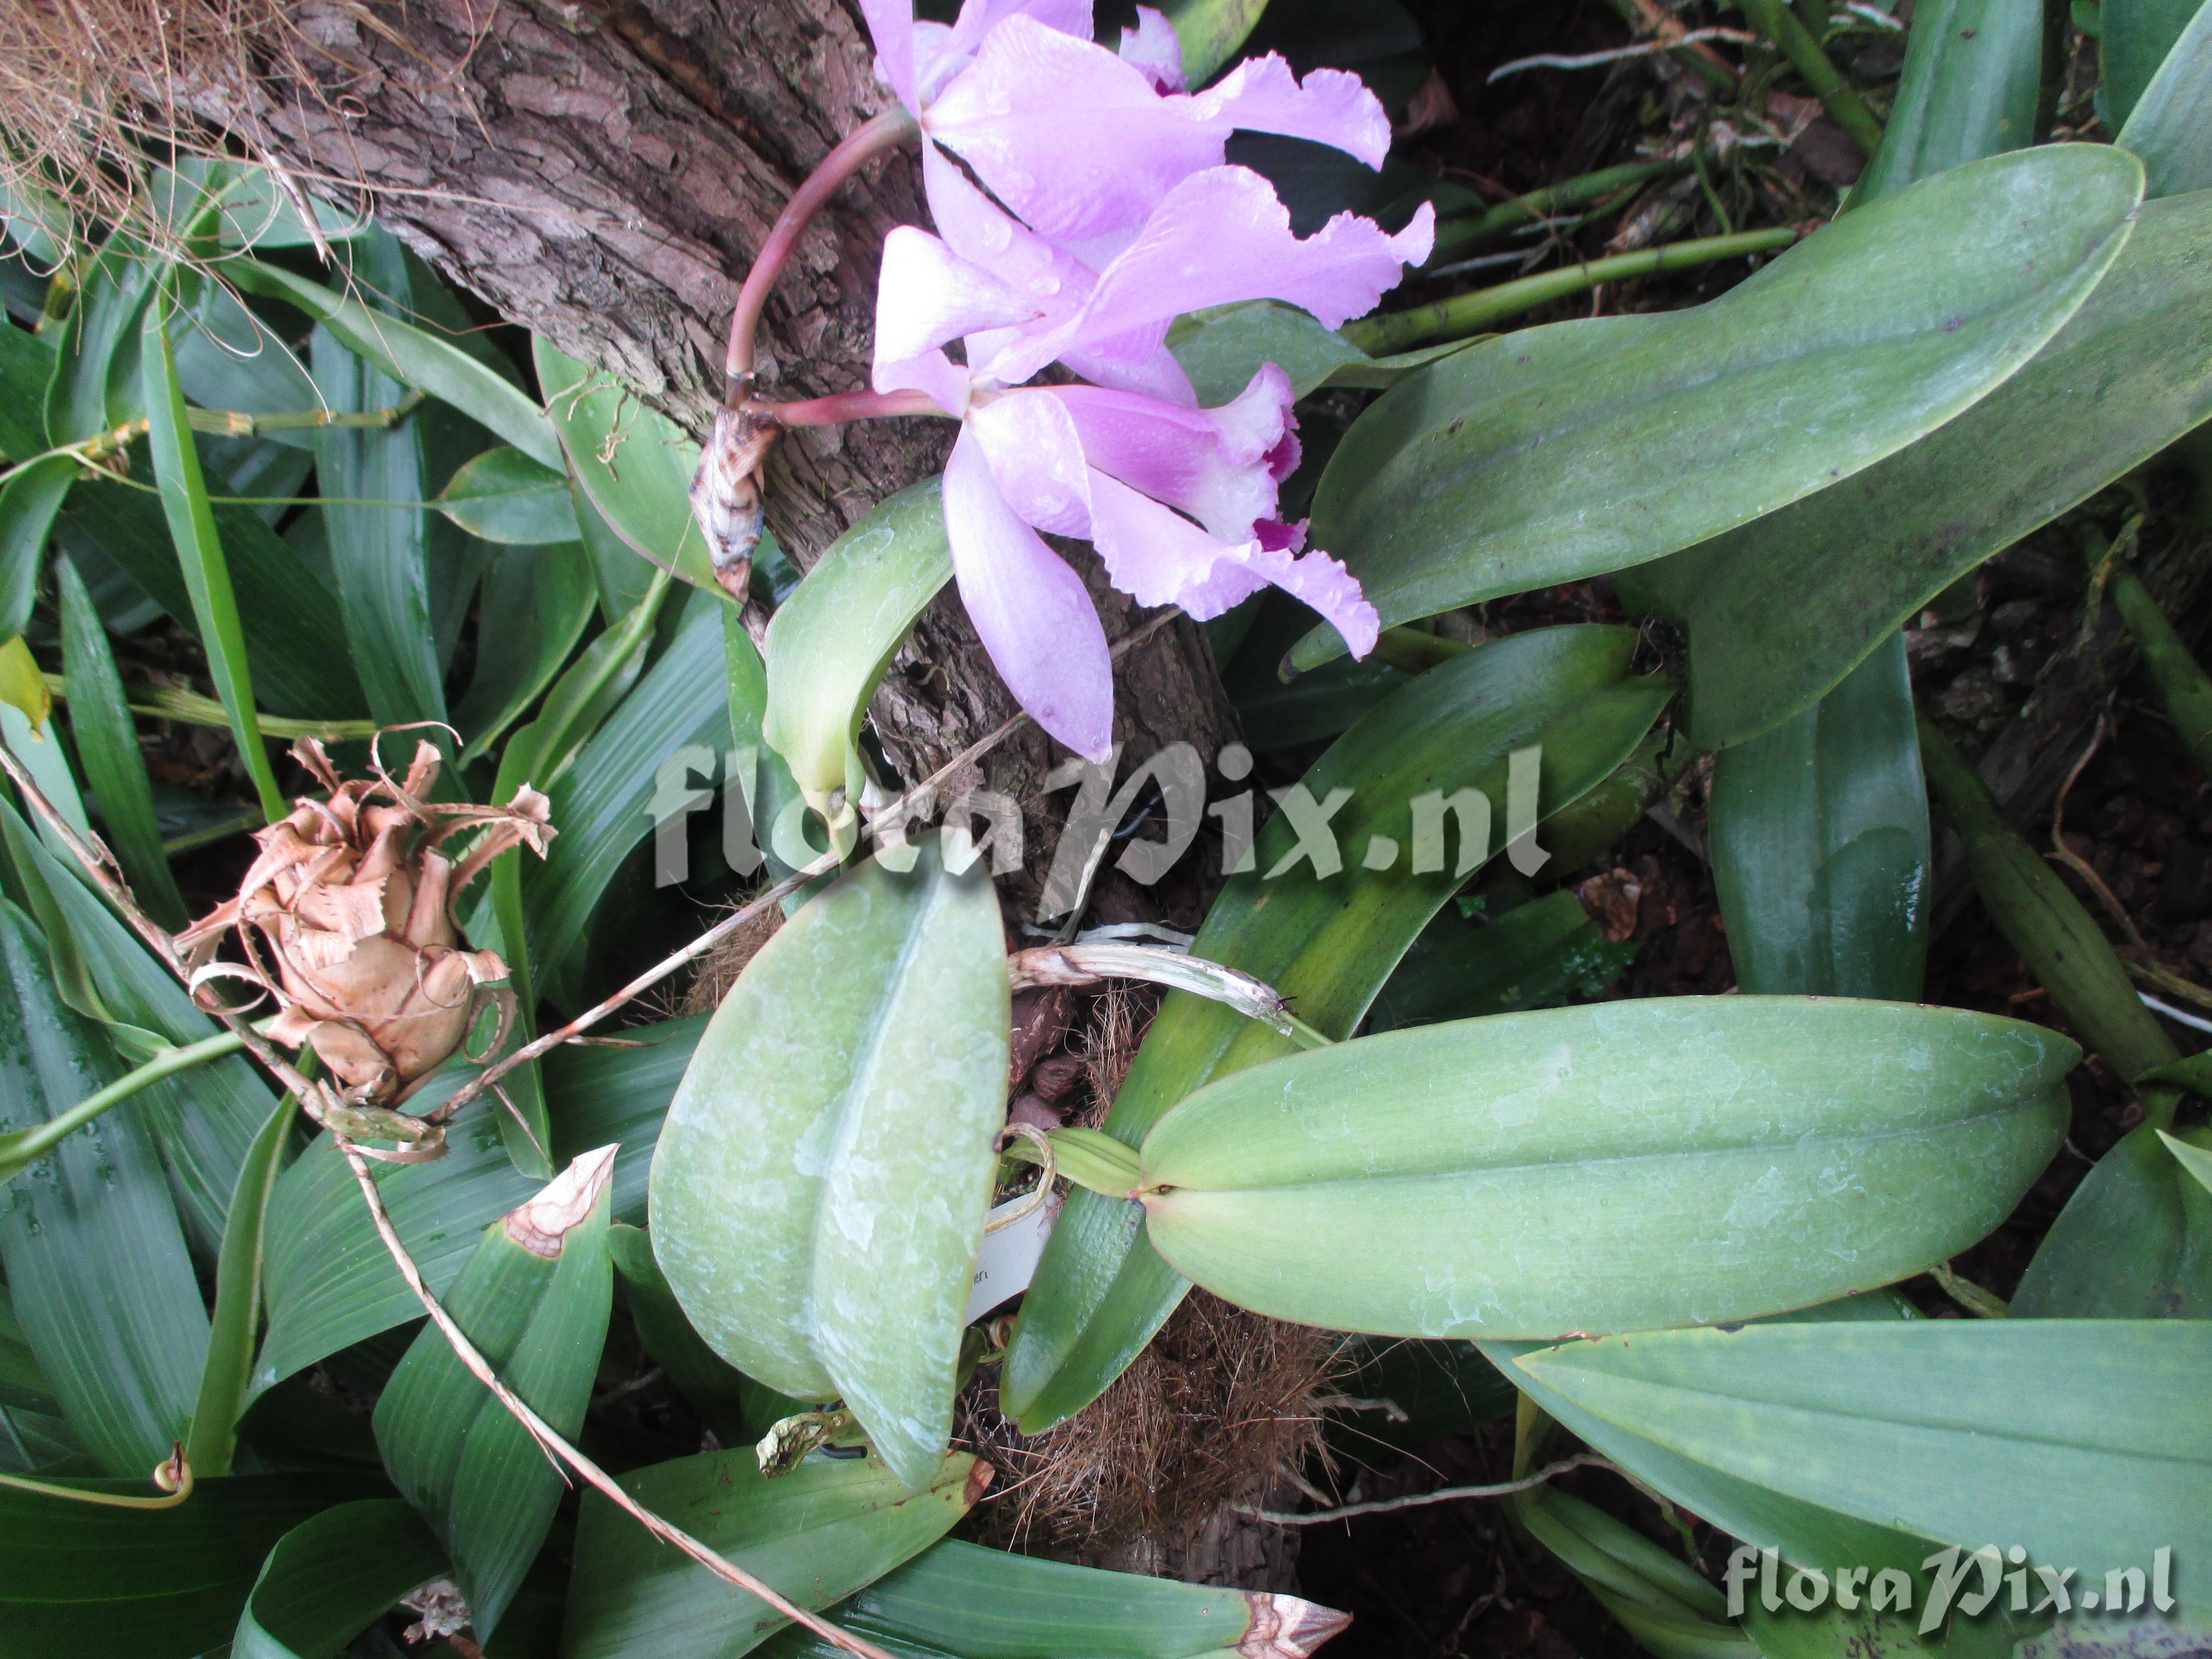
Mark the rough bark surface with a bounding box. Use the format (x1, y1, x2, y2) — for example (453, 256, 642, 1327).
(211, 0, 1238, 842)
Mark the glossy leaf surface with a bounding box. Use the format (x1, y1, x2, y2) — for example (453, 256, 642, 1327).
(436, 445, 584, 545)
(1515, 1320, 2212, 1582)
(187, 1090, 297, 1479)
(1297, 146, 2143, 664)
(1852, 0, 2041, 202)
(651, 839, 1010, 1490)
(0, 454, 72, 643)
(1004, 626, 1671, 1431)
(563, 1448, 979, 1659)
(2012, 1121, 2212, 1318)
(1137, 998, 2072, 1337)
(231, 1499, 445, 1659)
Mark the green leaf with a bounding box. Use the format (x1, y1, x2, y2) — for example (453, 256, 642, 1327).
(141, 293, 287, 822)
(454, 539, 598, 763)
(651, 837, 1010, 1490)
(562, 1447, 981, 1659)
(228, 258, 564, 471)
(524, 587, 733, 1003)
(186, 1090, 297, 1479)
(2118, 0, 2212, 195)
(1003, 625, 1671, 1431)
(45, 225, 161, 445)
(2162, 1126, 2212, 1195)
(1158, 0, 1272, 84)
(57, 482, 370, 721)
(1852, 0, 2042, 204)
(374, 1145, 616, 1637)
(2012, 1121, 2212, 1318)
(0, 798, 276, 1257)
(2102, 0, 2207, 125)
(1515, 1484, 1755, 1659)
(533, 337, 722, 590)
(1324, 1336, 1516, 1450)
(0, 899, 209, 1477)
(232, 1499, 446, 1659)
(1515, 1319, 2212, 1582)
(1647, 184, 2212, 750)
(1708, 634, 1928, 999)
(0, 1470, 388, 1659)
(758, 1537, 1333, 1659)
(204, 166, 368, 253)
(1137, 997, 2072, 1338)
(1166, 300, 1480, 408)
(610, 1221, 796, 1443)
(1295, 146, 2145, 667)
(0, 453, 72, 642)
(762, 478, 949, 813)
(0, 314, 56, 461)
(1367, 888, 1625, 1032)
(435, 445, 583, 545)
(1234, 654, 1413, 752)
(255, 1019, 698, 1390)
(311, 316, 447, 730)
(56, 556, 189, 929)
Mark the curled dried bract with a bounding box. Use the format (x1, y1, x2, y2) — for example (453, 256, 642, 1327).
(689, 402, 782, 601)
(179, 735, 556, 1106)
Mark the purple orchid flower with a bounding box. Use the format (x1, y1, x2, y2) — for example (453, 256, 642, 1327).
(857, 0, 1393, 242)
(870, 156, 1425, 759)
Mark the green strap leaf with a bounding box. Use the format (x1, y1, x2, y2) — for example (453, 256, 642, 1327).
(1515, 1485, 1755, 1659)
(228, 257, 563, 471)
(435, 445, 583, 545)
(1367, 888, 1626, 1032)
(1136, 997, 2073, 1339)
(762, 477, 949, 814)
(0, 899, 209, 1478)
(185, 1090, 298, 1479)
(56, 555, 189, 929)
(2120, 2, 2212, 231)
(1295, 145, 2145, 667)
(45, 225, 161, 446)
(373, 1147, 616, 1638)
(0, 1470, 389, 1659)
(2102, 0, 2208, 126)
(1157, 0, 1272, 84)
(610, 1221, 798, 1443)
(0, 454, 73, 642)
(1852, 0, 2042, 203)
(1515, 1320, 2212, 1584)
(1708, 634, 1930, 1000)
(564, 1448, 980, 1659)
(2162, 1127, 2212, 1197)
(140, 292, 286, 822)
(2012, 1120, 2212, 1318)
(650, 837, 1010, 1491)
(453, 538, 598, 764)
(1003, 625, 1671, 1431)
(232, 1499, 446, 1659)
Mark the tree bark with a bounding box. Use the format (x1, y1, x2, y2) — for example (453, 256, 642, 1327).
(213, 0, 1238, 850)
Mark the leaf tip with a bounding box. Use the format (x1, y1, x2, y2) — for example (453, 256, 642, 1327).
(1241, 1592, 1352, 1658)
(506, 1142, 617, 1256)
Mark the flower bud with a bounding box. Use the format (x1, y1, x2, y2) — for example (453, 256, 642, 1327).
(179, 737, 556, 1103)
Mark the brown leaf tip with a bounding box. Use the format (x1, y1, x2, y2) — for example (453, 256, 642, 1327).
(505, 1143, 618, 1257)
(1241, 1593, 1353, 1659)
(963, 1458, 998, 1506)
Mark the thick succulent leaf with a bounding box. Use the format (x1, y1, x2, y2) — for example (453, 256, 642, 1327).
(1852, 0, 2042, 203)
(1167, 299, 1476, 406)
(651, 838, 1010, 1490)
(1515, 1485, 1755, 1659)
(757, 1538, 1340, 1659)
(1708, 634, 1929, 999)
(761, 477, 949, 811)
(142, 297, 288, 821)
(373, 1153, 614, 1637)
(563, 1448, 982, 1659)
(1136, 998, 2072, 1338)
(1367, 888, 1623, 1032)
(228, 257, 563, 470)
(1295, 146, 2144, 665)
(436, 445, 584, 544)
(56, 557, 189, 929)
(0, 1470, 388, 1659)
(0, 899, 209, 1477)
(533, 337, 722, 589)
(1003, 626, 1671, 1431)
(610, 1221, 798, 1442)
(312, 316, 447, 729)
(2118, 0, 2212, 196)
(56, 483, 369, 719)
(524, 587, 734, 1003)
(0, 800, 275, 1258)
(453, 538, 597, 761)
(2103, 0, 2208, 125)
(254, 1017, 698, 1389)
(231, 1499, 446, 1659)
(1647, 185, 2212, 749)
(2012, 1121, 2212, 1318)
(1515, 1320, 2212, 1583)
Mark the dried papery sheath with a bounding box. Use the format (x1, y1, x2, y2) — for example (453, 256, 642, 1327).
(505, 1143, 618, 1257)
(1241, 1593, 1355, 1659)
(177, 736, 556, 1105)
(690, 403, 783, 600)
(1007, 941, 1329, 1048)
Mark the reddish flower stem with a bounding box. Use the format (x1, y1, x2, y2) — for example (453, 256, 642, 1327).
(724, 107, 921, 393)
(771, 387, 950, 425)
